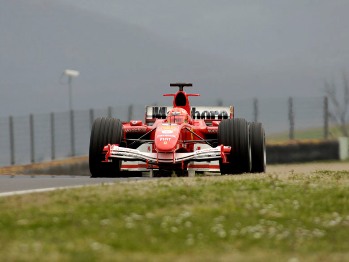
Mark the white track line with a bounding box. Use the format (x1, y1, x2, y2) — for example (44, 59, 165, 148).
(0, 184, 108, 197)
(0, 178, 147, 198)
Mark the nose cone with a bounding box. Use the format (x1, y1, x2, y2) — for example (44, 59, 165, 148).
(155, 125, 179, 152)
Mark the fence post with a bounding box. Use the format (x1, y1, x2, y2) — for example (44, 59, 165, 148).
(324, 96, 329, 139)
(29, 114, 35, 163)
(51, 112, 55, 160)
(288, 97, 295, 140)
(9, 116, 15, 165)
(70, 110, 75, 157)
(89, 108, 94, 130)
(108, 106, 112, 118)
(253, 98, 259, 123)
(128, 104, 133, 121)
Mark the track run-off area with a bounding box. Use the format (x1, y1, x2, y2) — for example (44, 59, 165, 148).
(1, 161, 349, 197)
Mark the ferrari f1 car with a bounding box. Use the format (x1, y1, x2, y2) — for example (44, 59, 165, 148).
(89, 83, 266, 177)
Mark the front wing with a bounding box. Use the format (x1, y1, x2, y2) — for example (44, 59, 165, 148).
(103, 144, 231, 165)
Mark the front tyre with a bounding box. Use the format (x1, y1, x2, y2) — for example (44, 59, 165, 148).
(89, 117, 123, 177)
(218, 118, 251, 174)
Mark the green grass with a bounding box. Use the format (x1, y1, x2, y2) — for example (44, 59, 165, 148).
(0, 172, 349, 261)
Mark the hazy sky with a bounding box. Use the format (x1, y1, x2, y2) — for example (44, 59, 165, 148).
(1, 0, 349, 117)
(50, 0, 349, 100)
(54, 0, 349, 69)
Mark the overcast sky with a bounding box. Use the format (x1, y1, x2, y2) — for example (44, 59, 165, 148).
(1, 0, 349, 117)
(54, 0, 349, 69)
(50, 0, 349, 100)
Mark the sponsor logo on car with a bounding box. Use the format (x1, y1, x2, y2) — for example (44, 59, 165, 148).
(148, 106, 230, 120)
(190, 107, 229, 120)
(162, 130, 174, 134)
(160, 137, 172, 142)
(124, 128, 146, 133)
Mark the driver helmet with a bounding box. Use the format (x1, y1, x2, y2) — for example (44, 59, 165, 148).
(166, 108, 191, 124)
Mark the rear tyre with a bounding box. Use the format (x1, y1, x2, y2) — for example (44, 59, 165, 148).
(249, 122, 266, 173)
(218, 118, 251, 174)
(89, 117, 123, 177)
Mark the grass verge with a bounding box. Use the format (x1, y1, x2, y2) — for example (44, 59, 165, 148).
(0, 171, 348, 261)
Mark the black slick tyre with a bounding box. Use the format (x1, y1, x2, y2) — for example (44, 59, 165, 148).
(218, 118, 251, 174)
(89, 117, 123, 177)
(249, 122, 266, 173)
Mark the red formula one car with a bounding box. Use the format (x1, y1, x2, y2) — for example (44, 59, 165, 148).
(89, 83, 266, 177)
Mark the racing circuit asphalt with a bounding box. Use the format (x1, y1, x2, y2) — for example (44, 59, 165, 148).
(0, 175, 150, 197)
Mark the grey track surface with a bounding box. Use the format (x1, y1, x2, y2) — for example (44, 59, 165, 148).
(0, 175, 149, 195)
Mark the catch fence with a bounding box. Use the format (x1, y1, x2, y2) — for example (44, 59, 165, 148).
(0, 97, 332, 166)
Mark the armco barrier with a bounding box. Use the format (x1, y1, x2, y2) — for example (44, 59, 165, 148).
(266, 138, 347, 164)
(0, 156, 89, 176)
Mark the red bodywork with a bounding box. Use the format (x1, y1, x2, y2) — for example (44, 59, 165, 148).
(103, 83, 233, 172)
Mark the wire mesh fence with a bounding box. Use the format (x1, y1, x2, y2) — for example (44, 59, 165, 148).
(0, 97, 332, 166)
(225, 96, 328, 140)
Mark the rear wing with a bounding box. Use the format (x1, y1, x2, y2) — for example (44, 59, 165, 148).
(145, 106, 234, 124)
